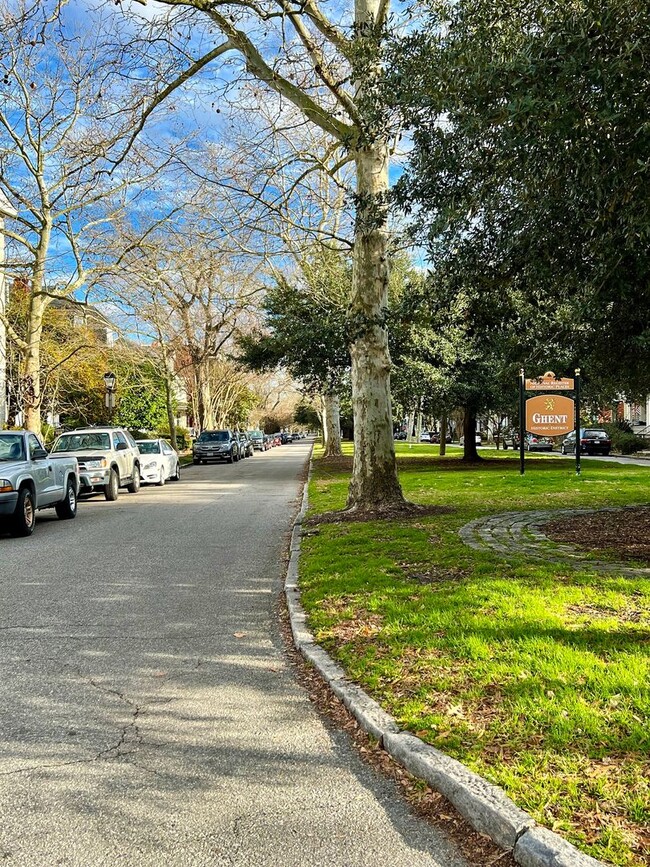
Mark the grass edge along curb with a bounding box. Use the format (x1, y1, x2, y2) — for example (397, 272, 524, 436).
(284, 472, 605, 867)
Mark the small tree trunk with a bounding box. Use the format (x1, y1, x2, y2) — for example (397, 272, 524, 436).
(322, 391, 342, 457)
(439, 412, 448, 457)
(164, 377, 177, 450)
(462, 408, 481, 462)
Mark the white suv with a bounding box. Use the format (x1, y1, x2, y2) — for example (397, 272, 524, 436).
(50, 427, 141, 500)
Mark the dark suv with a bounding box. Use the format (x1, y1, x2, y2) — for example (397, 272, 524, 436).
(193, 430, 239, 464)
(561, 428, 612, 456)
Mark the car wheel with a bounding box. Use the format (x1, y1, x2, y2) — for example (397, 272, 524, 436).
(172, 463, 180, 481)
(157, 467, 166, 486)
(10, 486, 36, 537)
(127, 464, 141, 493)
(55, 478, 77, 520)
(104, 468, 119, 501)
(561, 445, 566, 455)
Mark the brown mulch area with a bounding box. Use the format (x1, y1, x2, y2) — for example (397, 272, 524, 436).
(543, 506, 650, 564)
(304, 504, 455, 526)
(277, 597, 517, 867)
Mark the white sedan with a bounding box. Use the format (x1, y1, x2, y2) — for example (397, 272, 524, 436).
(136, 439, 181, 486)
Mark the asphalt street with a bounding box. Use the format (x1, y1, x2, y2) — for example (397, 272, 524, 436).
(0, 442, 471, 867)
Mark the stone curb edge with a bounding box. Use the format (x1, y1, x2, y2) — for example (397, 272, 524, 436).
(285, 461, 604, 867)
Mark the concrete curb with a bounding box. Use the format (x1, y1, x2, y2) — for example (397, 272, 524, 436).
(284, 467, 605, 867)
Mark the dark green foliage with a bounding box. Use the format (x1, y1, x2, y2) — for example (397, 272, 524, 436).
(391, 0, 650, 397)
(601, 422, 648, 454)
(113, 360, 171, 434)
(294, 403, 321, 430)
(237, 249, 351, 393)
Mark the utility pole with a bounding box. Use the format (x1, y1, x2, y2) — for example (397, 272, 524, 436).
(0, 191, 18, 430)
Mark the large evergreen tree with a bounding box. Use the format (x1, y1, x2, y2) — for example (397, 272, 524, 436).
(392, 0, 650, 398)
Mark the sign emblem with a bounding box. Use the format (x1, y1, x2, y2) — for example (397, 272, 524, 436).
(525, 371, 574, 391)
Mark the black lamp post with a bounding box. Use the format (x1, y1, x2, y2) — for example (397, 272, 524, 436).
(103, 371, 116, 420)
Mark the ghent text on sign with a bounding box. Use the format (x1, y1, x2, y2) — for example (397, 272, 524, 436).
(526, 395, 575, 435)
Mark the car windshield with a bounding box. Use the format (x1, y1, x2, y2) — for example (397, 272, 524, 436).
(0, 434, 24, 461)
(248, 431, 262, 438)
(136, 441, 161, 454)
(197, 431, 228, 442)
(583, 430, 608, 439)
(52, 432, 111, 452)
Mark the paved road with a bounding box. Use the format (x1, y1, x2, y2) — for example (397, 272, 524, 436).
(0, 443, 469, 867)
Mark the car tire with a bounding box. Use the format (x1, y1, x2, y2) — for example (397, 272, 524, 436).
(127, 464, 141, 493)
(55, 478, 77, 520)
(171, 463, 180, 481)
(104, 468, 119, 501)
(561, 445, 566, 455)
(10, 486, 36, 537)
(157, 467, 166, 486)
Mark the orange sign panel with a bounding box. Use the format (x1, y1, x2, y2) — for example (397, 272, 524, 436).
(526, 395, 575, 436)
(526, 371, 574, 391)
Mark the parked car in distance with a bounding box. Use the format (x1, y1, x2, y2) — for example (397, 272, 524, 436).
(0, 430, 79, 536)
(502, 430, 520, 450)
(193, 430, 239, 464)
(50, 426, 141, 501)
(248, 430, 265, 451)
(419, 431, 431, 442)
(430, 432, 453, 444)
(459, 434, 482, 446)
(561, 428, 612, 456)
(394, 431, 407, 441)
(263, 435, 273, 450)
(237, 431, 254, 458)
(524, 435, 554, 452)
(136, 439, 181, 485)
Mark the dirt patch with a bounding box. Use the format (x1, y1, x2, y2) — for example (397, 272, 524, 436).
(543, 506, 650, 564)
(566, 603, 647, 623)
(399, 562, 470, 585)
(304, 504, 455, 526)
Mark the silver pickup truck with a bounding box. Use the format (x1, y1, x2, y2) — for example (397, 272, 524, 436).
(0, 431, 79, 537)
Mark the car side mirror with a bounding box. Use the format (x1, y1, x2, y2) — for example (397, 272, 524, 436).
(32, 448, 48, 459)
(116, 442, 128, 451)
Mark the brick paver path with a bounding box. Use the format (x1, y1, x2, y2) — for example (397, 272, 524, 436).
(459, 508, 650, 577)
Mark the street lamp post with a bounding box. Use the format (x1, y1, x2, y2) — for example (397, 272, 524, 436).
(103, 371, 116, 421)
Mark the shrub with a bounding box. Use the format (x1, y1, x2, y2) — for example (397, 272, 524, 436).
(601, 422, 648, 454)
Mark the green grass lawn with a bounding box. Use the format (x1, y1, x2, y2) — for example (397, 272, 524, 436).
(299, 443, 650, 866)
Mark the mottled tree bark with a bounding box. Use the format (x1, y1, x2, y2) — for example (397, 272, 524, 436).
(322, 390, 342, 457)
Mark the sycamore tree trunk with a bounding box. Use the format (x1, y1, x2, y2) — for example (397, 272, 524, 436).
(322, 391, 342, 458)
(23, 289, 48, 434)
(23, 222, 52, 434)
(346, 137, 405, 510)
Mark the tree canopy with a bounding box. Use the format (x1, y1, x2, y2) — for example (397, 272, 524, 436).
(392, 0, 650, 398)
